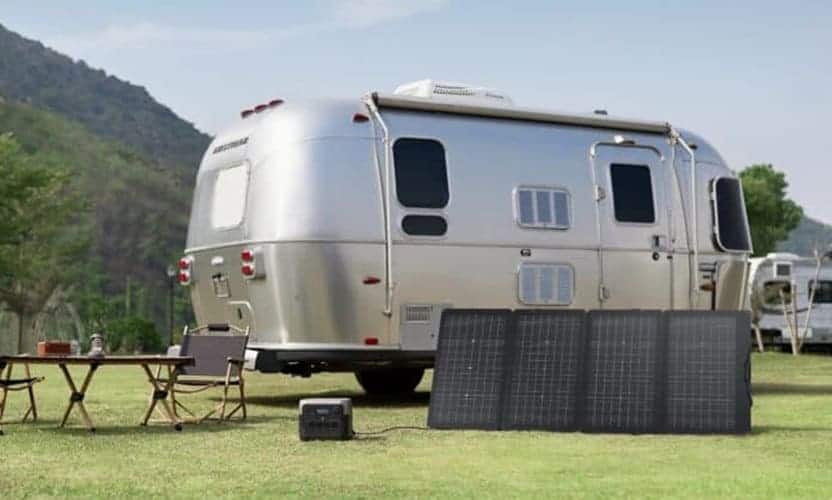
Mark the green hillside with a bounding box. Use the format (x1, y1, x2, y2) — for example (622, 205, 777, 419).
(0, 23, 209, 173)
(0, 97, 190, 339)
(778, 216, 832, 256)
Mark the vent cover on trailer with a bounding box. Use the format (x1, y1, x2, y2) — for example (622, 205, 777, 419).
(428, 309, 751, 434)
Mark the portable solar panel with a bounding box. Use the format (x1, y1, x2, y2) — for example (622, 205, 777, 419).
(665, 311, 751, 434)
(428, 309, 511, 430)
(581, 310, 664, 433)
(428, 309, 752, 435)
(500, 310, 586, 431)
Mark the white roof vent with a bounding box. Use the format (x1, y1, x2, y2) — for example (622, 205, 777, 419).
(393, 79, 513, 107)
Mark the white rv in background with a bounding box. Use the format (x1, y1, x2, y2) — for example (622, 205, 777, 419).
(179, 80, 753, 394)
(747, 253, 832, 347)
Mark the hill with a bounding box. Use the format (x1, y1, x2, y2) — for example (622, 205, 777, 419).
(777, 216, 832, 256)
(0, 23, 210, 173)
(0, 97, 190, 340)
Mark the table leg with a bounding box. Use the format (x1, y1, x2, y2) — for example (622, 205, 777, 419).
(23, 363, 37, 422)
(58, 364, 98, 432)
(141, 364, 183, 431)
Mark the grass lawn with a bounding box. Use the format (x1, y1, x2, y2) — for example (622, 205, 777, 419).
(1, 352, 831, 498)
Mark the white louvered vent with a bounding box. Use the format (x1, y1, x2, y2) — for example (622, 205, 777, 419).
(518, 263, 574, 306)
(516, 187, 571, 229)
(405, 305, 433, 323)
(393, 80, 513, 107)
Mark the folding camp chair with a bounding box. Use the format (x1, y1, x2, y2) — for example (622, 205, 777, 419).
(153, 324, 249, 424)
(0, 361, 44, 434)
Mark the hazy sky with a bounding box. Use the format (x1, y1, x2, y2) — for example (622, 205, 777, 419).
(4, 1, 831, 222)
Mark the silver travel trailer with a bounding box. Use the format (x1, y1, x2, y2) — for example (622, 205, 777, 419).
(747, 253, 832, 347)
(181, 80, 753, 394)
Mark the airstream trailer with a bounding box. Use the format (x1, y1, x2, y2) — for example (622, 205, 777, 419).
(181, 80, 753, 394)
(747, 252, 832, 347)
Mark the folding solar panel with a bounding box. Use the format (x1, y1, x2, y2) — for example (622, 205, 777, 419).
(665, 311, 751, 434)
(500, 310, 585, 431)
(582, 310, 664, 433)
(428, 308, 752, 435)
(428, 309, 511, 430)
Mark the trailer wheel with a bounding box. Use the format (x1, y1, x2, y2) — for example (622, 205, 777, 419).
(355, 368, 424, 395)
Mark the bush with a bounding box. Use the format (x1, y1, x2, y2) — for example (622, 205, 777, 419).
(106, 316, 164, 354)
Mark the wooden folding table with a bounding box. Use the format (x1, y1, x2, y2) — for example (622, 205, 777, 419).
(0, 355, 194, 432)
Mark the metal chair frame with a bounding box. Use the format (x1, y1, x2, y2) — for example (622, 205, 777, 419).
(0, 362, 45, 434)
(155, 324, 249, 424)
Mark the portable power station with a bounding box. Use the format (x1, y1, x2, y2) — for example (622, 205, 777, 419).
(299, 398, 353, 441)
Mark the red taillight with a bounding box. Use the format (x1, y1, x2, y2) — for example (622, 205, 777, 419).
(364, 337, 379, 346)
(241, 263, 255, 277)
(178, 271, 190, 284)
(352, 113, 369, 123)
(268, 99, 284, 108)
(178, 258, 191, 270)
(363, 276, 381, 285)
(254, 104, 268, 113)
(241, 109, 254, 119)
(241, 249, 254, 262)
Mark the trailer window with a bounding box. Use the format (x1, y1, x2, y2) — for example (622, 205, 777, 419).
(713, 177, 752, 252)
(402, 215, 447, 236)
(515, 187, 571, 229)
(610, 164, 655, 224)
(809, 281, 832, 304)
(393, 139, 449, 208)
(211, 163, 249, 230)
(762, 281, 791, 307)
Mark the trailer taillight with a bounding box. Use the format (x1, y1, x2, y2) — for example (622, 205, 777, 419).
(178, 256, 194, 286)
(241, 263, 255, 277)
(241, 249, 254, 262)
(240, 247, 265, 280)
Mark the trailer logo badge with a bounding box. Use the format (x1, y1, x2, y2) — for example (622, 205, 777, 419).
(212, 137, 249, 154)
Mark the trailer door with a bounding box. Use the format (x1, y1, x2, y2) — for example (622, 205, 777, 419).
(592, 143, 673, 309)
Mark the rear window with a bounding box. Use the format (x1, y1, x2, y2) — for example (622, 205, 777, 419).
(713, 177, 751, 252)
(211, 164, 249, 230)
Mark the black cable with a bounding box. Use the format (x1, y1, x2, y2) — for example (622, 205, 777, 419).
(353, 425, 429, 436)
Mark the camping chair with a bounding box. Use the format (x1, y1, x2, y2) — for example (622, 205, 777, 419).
(157, 324, 249, 424)
(0, 361, 44, 434)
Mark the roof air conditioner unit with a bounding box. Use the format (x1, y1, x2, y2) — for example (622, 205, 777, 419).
(393, 79, 513, 107)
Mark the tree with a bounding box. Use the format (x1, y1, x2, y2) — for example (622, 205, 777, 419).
(0, 133, 86, 352)
(739, 164, 803, 256)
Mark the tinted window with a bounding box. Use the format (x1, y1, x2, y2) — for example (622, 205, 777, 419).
(610, 164, 655, 223)
(393, 139, 449, 208)
(810, 281, 832, 304)
(714, 177, 752, 251)
(402, 215, 447, 236)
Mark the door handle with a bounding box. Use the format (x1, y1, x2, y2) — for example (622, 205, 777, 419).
(651, 235, 669, 251)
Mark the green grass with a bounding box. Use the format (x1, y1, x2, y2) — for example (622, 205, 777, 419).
(1, 353, 831, 498)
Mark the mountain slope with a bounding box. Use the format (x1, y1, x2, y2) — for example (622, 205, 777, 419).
(0, 98, 189, 331)
(0, 23, 210, 172)
(778, 216, 832, 256)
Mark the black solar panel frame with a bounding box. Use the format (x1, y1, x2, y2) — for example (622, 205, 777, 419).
(428, 309, 512, 430)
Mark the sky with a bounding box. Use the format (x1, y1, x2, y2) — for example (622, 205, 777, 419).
(3, 0, 831, 222)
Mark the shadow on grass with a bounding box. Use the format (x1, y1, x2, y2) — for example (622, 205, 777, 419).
(752, 424, 832, 434)
(6, 415, 285, 436)
(240, 390, 431, 409)
(752, 382, 832, 395)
